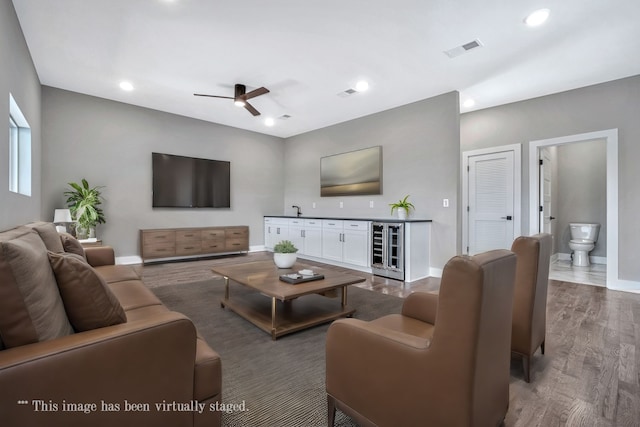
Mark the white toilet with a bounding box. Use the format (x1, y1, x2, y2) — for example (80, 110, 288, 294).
(568, 223, 600, 267)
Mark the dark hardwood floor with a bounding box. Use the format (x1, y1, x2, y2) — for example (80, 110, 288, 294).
(136, 252, 640, 426)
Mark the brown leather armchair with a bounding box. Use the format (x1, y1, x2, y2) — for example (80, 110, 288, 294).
(326, 249, 517, 427)
(510, 233, 552, 382)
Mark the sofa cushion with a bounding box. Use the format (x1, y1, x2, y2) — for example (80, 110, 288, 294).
(93, 264, 140, 284)
(108, 280, 164, 311)
(26, 222, 65, 253)
(0, 230, 74, 348)
(59, 232, 87, 260)
(48, 251, 127, 331)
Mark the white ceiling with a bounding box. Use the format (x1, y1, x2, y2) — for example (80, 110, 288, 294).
(12, 0, 640, 138)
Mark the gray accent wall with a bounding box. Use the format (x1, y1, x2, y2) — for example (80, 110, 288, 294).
(283, 92, 460, 270)
(461, 75, 640, 281)
(556, 139, 607, 257)
(0, 0, 42, 230)
(41, 87, 284, 258)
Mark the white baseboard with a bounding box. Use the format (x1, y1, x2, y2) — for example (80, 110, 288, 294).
(116, 255, 142, 265)
(429, 267, 443, 278)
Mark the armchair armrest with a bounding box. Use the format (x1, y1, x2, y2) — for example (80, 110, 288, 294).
(401, 291, 439, 324)
(0, 312, 198, 426)
(85, 245, 115, 267)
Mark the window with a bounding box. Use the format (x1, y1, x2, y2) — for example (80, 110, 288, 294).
(8, 94, 31, 196)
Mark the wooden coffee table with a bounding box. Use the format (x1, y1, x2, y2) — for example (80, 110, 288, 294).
(212, 260, 365, 340)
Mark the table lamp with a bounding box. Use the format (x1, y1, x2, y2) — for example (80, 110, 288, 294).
(53, 209, 73, 233)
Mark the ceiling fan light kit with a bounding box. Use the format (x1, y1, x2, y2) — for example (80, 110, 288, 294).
(194, 83, 270, 116)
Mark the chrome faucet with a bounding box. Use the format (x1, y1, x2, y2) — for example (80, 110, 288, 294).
(292, 205, 302, 217)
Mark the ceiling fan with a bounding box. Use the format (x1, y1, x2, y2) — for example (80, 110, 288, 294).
(194, 84, 270, 116)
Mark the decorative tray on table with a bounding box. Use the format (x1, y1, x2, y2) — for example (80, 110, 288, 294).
(279, 270, 325, 284)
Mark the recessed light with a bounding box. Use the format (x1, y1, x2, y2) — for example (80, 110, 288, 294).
(463, 99, 475, 108)
(119, 81, 134, 91)
(264, 118, 275, 127)
(355, 81, 369, 92)
(524, 9, 550, 27)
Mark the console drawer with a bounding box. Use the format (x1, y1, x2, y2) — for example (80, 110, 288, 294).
(225, 238, 248, 252)
(143, 231, 175, 245)
(176, 242, 201, 256)
(202, 240, 225, 252)
(176, 230, 200, 242)
(202, 229, 225, 240)
(143, 242, 176, 258)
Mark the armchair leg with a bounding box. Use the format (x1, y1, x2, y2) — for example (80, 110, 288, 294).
(522, 356, 531, 383)
(328, 395, 336, 426)
(540, 340, 545, 355)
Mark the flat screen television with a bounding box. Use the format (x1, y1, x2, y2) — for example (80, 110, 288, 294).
(152, 152, 230, 208)
(320, 146, 382, 197)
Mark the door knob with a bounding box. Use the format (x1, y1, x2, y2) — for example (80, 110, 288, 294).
(550, 216, 556, 220)
(500, 215, 513, 220)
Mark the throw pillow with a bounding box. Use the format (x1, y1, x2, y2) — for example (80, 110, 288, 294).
(27, 222, 65, 253)
(59, 232, 87, 260)
(0, 231, 74, 347)
(48, 251, 126, 331)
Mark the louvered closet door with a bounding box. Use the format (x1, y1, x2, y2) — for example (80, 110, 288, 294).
(468, 151, 515, 254)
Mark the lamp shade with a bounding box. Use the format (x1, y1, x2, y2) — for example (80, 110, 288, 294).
(53, 209, 72, 223)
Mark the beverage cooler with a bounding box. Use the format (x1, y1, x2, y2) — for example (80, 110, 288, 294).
(371, 222, 404, 280)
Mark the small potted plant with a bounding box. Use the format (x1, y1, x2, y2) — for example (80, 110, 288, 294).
(389, 195, 415, 220)
(273, 240, 298, 268)
(64, 178, 106, 239)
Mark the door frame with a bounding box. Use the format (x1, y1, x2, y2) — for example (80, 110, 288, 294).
(462, 143, 522, 254)
(527, 128, 634, 291)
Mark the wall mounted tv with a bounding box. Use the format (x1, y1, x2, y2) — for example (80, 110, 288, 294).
(320, 146, 382, 197)
(152, 152, 230, 208)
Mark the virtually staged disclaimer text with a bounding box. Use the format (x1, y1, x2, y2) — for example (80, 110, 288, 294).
(20, 399, 247, 414)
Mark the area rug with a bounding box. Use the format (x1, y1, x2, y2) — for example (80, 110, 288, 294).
(152, 278, 404, 427)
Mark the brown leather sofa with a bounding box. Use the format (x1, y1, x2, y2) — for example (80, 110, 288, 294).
(0, 222, 221, 427)
(510, 233, 552, 382)
(326, 249, 517, 427)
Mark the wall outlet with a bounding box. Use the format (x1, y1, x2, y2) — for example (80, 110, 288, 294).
(369, 200, 374, 208)
(443, 198, 449, 208)
(312, 202, 316, 209)
(339, 201, 344, 208)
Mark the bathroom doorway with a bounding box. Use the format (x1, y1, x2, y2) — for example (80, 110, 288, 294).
(528, 129, 620, 290)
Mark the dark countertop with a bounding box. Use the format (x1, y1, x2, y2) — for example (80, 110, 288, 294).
(264, 215, 432, 223)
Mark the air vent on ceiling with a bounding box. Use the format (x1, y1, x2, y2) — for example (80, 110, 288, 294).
(444, 38, 484, 58)
(337, 88, 358, 98)
(279, 114, 291, 120)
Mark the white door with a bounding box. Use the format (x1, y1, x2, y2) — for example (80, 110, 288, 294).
(468, 151, 515, 254)
(539, 148, 554, 233)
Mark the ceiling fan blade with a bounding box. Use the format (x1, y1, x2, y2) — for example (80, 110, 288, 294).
(244, 87, 269, 100)
(244, 101, 261, 116)
(193, 93, 234, 99)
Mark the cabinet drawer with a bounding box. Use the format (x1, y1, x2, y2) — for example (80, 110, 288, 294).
(201, 229, 225, 240)
(304, 218, 322, 227)
(322, 220, 344, 229)
(288, 218, 304, 226)
(143, 242, 176, 258)
(225, 238, 248, 252)
(176, 230, 200, 242)
(344, 221, 369, 231)
(176, 242, 202, 256)
(202, 240, 225, 253)
(225, 227, 248, 238)
(143, 231, 175, 245)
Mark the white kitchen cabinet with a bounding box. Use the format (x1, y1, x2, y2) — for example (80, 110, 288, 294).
(342, 221, 370, 267)
(302, 219, 323, 257)
(287, 218, 305, 254)
(264, 217, 289, 250)
(321, 220, 344, 262)
(321, 220, 369, 267)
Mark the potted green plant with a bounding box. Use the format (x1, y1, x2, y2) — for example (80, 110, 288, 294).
(389, 195, 415, 220)
(273, 240, 298, 268)
(64, 178, 106, 239)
